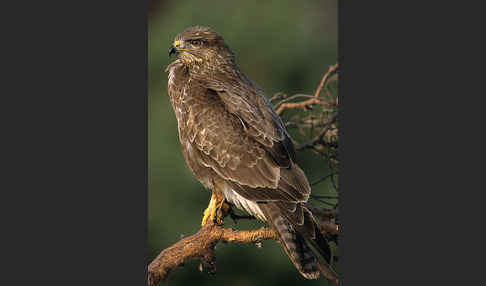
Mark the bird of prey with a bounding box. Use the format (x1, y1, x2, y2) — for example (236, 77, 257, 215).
(165, 26, 336, 280)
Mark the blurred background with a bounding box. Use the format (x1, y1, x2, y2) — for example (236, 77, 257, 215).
(149, 1, 338, 285)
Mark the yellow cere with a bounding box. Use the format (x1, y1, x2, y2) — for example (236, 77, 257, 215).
(174, 40, 192, 52)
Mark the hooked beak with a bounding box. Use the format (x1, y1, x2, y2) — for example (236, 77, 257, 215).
(169, 40, 192, 57)
(168, 45, 177, 57)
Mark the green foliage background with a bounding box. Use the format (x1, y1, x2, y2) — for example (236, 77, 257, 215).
(149, 1, 338, 285)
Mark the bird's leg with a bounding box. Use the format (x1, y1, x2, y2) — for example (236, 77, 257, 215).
(201, 193, 217, 227)
(201, 191, 230, 226)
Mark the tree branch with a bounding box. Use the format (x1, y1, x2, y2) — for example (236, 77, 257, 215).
(148, 222, 278, 286)
(148, 217, 339, 286)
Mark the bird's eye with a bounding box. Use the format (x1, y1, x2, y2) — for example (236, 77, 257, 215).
(191, 40, 202, 47)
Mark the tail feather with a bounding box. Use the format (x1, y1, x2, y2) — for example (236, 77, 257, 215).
(273, 202, 332, 263)
(296, 206, 332, 263)
(261, 203, 322, 279)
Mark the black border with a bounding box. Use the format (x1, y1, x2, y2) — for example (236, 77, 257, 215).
(4, 1, 148, 285)
(338, 1, 465, 285)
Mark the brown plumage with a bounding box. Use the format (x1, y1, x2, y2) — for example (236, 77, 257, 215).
(165, 26, 335, 280)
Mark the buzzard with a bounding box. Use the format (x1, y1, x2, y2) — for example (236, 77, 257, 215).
(165, 26, 335, 280)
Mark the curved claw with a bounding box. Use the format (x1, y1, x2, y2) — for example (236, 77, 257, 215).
(201, 193, 230, 226)
(202, 196, 217, 227)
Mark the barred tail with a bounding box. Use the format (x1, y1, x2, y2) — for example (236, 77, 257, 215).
(261, 203, 321, 279)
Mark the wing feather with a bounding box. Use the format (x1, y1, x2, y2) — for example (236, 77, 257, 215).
(190, 71, 296, 167)
(182, 81, 281, 190)
(216, 88, 297, 166)
(181, 75, 310, 203)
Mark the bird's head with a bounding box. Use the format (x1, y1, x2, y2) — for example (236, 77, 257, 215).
(168, 26, 234, 66)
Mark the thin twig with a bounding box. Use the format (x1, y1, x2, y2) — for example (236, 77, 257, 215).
(295, 114, 337, 151)
(276, 97, 336, 116)
(314, 63, 339, 98)
(274, 94, 315, 109)
(310, 173, 338, 186)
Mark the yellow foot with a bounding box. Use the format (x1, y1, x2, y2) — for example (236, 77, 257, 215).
(201, 194, 218, 227)
(201, 193, 231, 227)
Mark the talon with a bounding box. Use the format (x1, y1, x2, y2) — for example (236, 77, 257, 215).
(201, 193, 230, 226)
(215, 200, 231, 225)
(201, 195, 217, 226)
